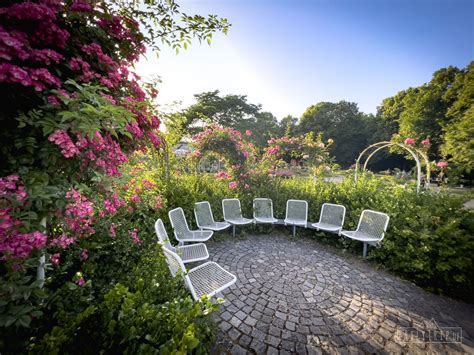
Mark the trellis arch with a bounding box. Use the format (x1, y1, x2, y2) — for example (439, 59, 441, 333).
(354, 141, 430, 193)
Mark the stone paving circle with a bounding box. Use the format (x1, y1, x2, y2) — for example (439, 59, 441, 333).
(207, 233, 474, 354)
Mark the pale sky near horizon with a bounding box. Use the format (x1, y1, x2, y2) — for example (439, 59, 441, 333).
(136, 0, 474, 120)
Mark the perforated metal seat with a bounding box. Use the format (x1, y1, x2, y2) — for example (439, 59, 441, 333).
(169, 207, 213, 245)
(253, 198, 278, 224)
(284, 199, 308, 237)
(341, 209, 390, 258)
(155, 219, 209, 263)
(162, 246, 237, 301)
(312, 203, 346, 236)
(222, 198, 253, 237)
(194, 201, 231, 231)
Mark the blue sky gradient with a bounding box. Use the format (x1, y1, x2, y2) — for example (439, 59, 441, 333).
(137, 0, 474, 119)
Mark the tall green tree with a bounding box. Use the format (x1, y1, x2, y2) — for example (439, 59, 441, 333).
(441, 62, 474, 175)
(167, 90, 281, 148)
(297, 101, 368, 167)
(279, 115, 298, 136)
(397, 66, 461, 152)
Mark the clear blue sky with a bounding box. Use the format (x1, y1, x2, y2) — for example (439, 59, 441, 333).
(137, 0, 474, 119)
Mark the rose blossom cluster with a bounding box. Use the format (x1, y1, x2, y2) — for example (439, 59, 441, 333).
(1, 0, 161, 155)
(64, 189, 94, 237)
(128, 229, 141, 244)
(0, 1, 67, 91)
(0, 175, 47, 259)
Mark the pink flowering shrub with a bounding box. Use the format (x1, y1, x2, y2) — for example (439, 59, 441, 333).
(263, 134, 333, 177)
(190, 125, 257, 189)
(0, 175, 47, 260)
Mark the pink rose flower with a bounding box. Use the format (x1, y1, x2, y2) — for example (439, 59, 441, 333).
(50, 253, 60, 265)
(245, 130, 252, 136)
(109, 223, 116, 238)
(436, 161, 448, 168)
(76, 277, 86, 286)
(229, 181, 238, 189)
(404, 138, 415, 145)
(80, 249, 89, 261)
(421, 139, 430, 145)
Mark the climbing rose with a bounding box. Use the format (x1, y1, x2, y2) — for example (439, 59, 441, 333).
(80, 249, 89, 261)
(129, 229, 141, 244)
(437, 161, 448, 168)
(50, 253, 60, 265)
(229, 181, 238, 189)
(421, 139, 430, 145)
(404, 138, 415, 145)
(109, 223, 116, 238)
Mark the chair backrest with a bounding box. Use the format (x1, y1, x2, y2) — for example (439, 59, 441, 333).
(285, 199, 308, 222)
(155, 219, 176, 252)
(161, 245, 187, 278)
(253, 198, 274, 219)
(356, 210, 390, 241)
(194, 201, 215, 227)
(319, 203, 346, 227)
(169, 207, 191, 240)
(222, 199, 243, 220)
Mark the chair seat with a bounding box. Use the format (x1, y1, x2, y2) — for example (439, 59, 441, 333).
(176, 243, 209, 263)
(255, 216, 278, 224)
(312, 222, 342, 232)
(341, 230, 380, 243)
(199, 221, 231, 231)
(188, 262, 237, 299)
(284, 218, 307, 226)
(226, 218, 253, 225)
(180, 230, 213, 242)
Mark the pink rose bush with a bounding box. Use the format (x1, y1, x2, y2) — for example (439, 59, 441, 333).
(263, 134, 333, 177)
(191, 125, 257, 190)
(0, 176, 47, 260)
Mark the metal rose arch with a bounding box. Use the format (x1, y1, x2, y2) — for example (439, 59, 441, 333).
(354, 141, 431, 193)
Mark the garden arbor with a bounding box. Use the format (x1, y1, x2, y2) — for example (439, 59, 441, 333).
(354, 141, 431, 193)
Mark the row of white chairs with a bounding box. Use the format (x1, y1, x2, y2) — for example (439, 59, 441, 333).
(169, 199, 389, 258)
(156, 198, 389, 300)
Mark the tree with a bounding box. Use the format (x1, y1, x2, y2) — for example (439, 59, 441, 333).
(297, 101, 368, 167)
(441, 62, 474, 175)
(168, 90, 281, 149)
(279, 115, 298, 136)
(397, 67, 461, 153)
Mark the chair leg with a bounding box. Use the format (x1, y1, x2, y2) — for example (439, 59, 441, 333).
(293, 225, 296, 237)
(232, 225, 236, 237)
(363, 242, 368, 258)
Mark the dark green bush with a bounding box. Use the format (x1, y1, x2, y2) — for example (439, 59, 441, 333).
(25, 244, 217, 354)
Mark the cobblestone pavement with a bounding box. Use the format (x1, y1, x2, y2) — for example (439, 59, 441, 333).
(208, 233, 474, 354)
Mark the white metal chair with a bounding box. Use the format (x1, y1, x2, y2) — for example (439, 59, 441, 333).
(162, 246, 237, 301)
(253, 198, 278, 224)
(312, 203, 346, 236)
(194, 201, 231, 231)
(341, 209, 390, 258)
(168, 207, 213, 245)
(222, 198, 253, 237)
(155, 219, 209, 263)
(284, 199, 308, 237)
